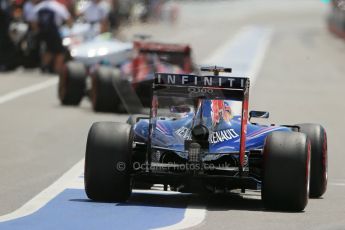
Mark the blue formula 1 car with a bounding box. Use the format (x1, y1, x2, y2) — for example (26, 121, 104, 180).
(84, 67, 328, 211)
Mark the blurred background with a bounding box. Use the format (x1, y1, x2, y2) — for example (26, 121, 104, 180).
(0, 0, 345, 228)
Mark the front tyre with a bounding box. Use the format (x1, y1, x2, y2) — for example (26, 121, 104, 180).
(85, 122, 133, 202)
(262, 131, 310, 211)
(297, 124, 328, 198)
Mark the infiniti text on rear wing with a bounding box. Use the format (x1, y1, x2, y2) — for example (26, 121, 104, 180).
(154, 73, 250, 100)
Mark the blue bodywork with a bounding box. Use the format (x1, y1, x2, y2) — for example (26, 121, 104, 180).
(133, 100, 291, 161)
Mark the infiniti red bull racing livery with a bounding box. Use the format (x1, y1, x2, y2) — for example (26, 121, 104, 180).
(84, 66, 328, 211)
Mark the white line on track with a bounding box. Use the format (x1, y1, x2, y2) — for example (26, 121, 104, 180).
(246, 29, 273, 84)
(0, 26, 273, 229)
(329, 180, 345, 186)
(203, 26, 273, 85)
(0, 78, 58, 105)
(330, 183, 345, 186)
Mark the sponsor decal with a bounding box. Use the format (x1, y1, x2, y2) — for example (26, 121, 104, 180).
(174, 127, 239, 144)
(208, 128, 239, 144)
(211, 100, 233, 127)
(155, 73, 247, 89)
(188, 87, 214, 97)
(175, 126, 192, 140)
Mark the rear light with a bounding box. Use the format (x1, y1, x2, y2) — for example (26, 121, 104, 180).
(188, 143, 201, 163)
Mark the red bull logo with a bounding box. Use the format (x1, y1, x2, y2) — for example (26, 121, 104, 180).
(211, 100, 233, 127)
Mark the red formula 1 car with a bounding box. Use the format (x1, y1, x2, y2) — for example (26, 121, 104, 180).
(58, 39, 195, 113)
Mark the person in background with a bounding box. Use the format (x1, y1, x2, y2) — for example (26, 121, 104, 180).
(80, 0, 109, 33)
(108, 0, 120, 31)
(12, 0, 25, 20)
(0, 0, 16, 70)
(57, 0, 75, 18)
(117, 0, 133, 25)
(29, 0, 72, 73)
(23, 0, 39, 22)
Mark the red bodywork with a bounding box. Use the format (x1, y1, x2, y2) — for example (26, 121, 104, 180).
(128, 41, 194, 85)
(239, 89, 249, 170)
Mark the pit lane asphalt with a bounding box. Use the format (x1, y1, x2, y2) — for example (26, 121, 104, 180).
(0, 0, 345, 229)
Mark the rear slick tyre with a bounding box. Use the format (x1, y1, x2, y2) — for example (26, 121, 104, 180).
(262, 131, 310, 211)
(84, 122, 133, 202)
(91, 67, 121, 112)
(58, 61, 86, 105)
(297, 123, 328, 198)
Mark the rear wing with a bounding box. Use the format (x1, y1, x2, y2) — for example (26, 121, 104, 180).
(153, 73, 250, 100)
(134, 42, 191, 55)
